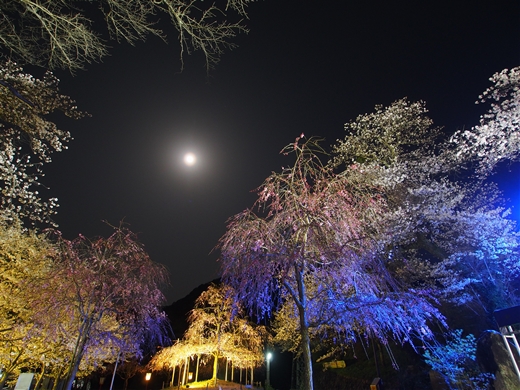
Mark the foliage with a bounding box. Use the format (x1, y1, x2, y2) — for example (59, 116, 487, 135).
(0, 0, 253, 72)
(330, 90, 520, 388)
(221, 88, 520, 389)
(184, 283, 267, 370)
(219, 137, 445, 390)
(27, 226, 170, 390)
(0, 222, 54, 387)
(331, 98, 441, 167)
(332, 97, 520, 323)
(431, 205, 520, 312)
(149, 283, 266, 384)
(0, 61, 84, 226)
(0, 223, 170, 388)
(450, 66, 520, 175)
(424, 330, 494, 390)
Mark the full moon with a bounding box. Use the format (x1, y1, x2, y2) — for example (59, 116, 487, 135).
(183, 152, 197, 166)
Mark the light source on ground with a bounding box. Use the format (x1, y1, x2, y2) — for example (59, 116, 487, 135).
(266, 352, 272, 388)
(145, 372, 151, 390)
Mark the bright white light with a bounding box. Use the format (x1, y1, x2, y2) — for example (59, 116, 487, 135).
(266, 352, 272, 361)
(183, 153, 197, 166)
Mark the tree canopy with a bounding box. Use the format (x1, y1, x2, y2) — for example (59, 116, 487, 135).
(450, 66, 520, 175)
(0, 62, 84, 226)
(219, 66, 520, 388)
(149, 283, 266, 386)
(0, 223, 54, 388)
(0, 0, 253, 72)
(0, 223, 170, 390)
(219, 137, 447, 390)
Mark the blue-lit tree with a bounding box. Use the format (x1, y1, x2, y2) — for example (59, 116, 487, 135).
(332, 94, 520, 387)
(218, 137, 445, 390)
(333, 96, 520, 322)
(220, 68, 520, 389)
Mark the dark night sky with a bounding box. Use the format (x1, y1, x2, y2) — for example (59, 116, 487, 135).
(41, 0, 520, 304)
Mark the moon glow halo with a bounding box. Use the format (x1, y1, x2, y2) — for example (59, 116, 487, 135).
(183, 152, 197, 166)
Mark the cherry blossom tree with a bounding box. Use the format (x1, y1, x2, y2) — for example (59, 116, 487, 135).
(218, 137, 445, 390)
(333, 98, 520, 324)
(0, 222, 54, 388)
(149, 283, 266, 386)
(450, 66, 520, 175)
(28, 226, 170, 390)
(0, 62, 84, 226)
(184, 284, 266, 385)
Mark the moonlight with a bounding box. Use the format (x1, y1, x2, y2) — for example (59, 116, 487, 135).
(183, 153, 197, 166)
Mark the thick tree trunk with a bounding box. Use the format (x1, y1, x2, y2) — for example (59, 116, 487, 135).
(65, 335, 88, 390)
(298, 315, 313, 390)
(212, 353, 218, 386)
(294, 266, 313, 390)
(64, 317, 93, 390)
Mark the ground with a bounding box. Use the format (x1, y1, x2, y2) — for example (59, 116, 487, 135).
(167, 379, 263, 389)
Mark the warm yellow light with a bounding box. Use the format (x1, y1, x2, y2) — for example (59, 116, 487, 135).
(145, 373, 152, 381)
(188, 373, 193, 381)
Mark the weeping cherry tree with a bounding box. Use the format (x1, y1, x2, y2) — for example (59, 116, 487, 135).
(218, 136, 445, 390)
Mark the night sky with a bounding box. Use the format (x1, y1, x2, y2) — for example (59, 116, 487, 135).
(41, 0, 520, 304)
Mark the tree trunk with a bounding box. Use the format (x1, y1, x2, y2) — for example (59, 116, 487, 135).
(0, 349, 23, 389)
(195, 355, 199, 382)
(184, 357, 189, 384)
(377, 342, 385, 367)
(64, 315, 95, 390)
(181, 361, 186, 386)
(294, 266, 313, 390)
(212, 353, 218, 386)
(34, 362, 46, 390)
(64, 333, 89, 390)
